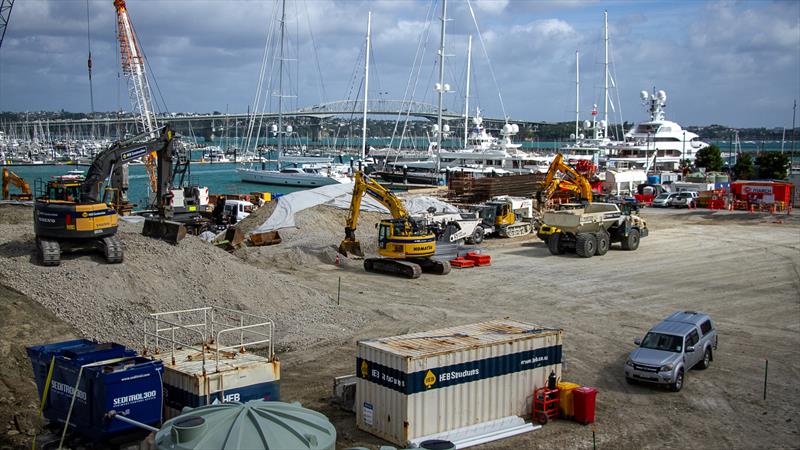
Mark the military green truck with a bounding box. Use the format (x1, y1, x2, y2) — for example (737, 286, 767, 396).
(538, 203, 648, 258)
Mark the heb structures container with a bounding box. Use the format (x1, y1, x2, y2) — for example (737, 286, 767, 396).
(156, 348, 280, 418)
(355, 319, 563, 446)
(26, 340, 163, 441)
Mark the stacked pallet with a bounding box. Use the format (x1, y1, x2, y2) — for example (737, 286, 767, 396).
(447, 172, 546, 204)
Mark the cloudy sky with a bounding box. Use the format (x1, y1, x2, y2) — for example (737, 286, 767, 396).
(0, 0, 798, 128)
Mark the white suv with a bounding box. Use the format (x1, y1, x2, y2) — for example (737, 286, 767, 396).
(652, 192, 679, 208)
(671, 192, 699, 208)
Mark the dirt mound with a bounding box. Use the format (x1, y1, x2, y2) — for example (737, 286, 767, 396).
(235, 204, 387, 271)
(0, 219, 364, 351)
(0, 203, 33, 224)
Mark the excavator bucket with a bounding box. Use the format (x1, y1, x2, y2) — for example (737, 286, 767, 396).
(142, 217, 187, 244)
(338, 239, 364, 259)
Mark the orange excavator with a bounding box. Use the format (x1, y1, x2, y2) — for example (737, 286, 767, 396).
(2, 168, 32, 201)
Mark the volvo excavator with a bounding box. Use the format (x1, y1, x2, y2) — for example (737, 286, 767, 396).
(338, 172, 450, 279)
(33, 125, 184, 266)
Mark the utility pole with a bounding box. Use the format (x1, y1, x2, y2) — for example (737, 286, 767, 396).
(575, 50, 580, 141)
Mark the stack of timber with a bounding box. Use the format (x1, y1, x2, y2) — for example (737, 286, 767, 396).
(447, 172, 546, 205)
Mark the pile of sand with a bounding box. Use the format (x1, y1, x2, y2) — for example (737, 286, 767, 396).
(0, 204, 364, 351)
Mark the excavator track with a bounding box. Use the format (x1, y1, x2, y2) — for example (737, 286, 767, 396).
(364, 258, 422, 279)
(413, 258, 452, 275)
(499, 223, 532, 238)
(102, 235, 124, 264)
(37, 238, 61, 266)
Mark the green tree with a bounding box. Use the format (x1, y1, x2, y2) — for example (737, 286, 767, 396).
(756, 152, 790, 179)
(694, 144, 724, 171)
(733, 154, 755, 180)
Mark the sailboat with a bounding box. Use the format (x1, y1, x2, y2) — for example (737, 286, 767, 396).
(238, 0, 348, 187)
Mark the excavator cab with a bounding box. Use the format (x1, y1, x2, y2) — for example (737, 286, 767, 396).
(376, 218, 436, 259)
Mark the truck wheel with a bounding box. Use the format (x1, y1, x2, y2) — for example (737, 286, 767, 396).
(621, 229, 640, 251)
(595, 231, 610, 256)
(670, 369, 684, 392)
(547, 232, 565, 255)
(468, 226, 484, 245)
(575, 233, 596, 258)
(698, 348, 712, 370)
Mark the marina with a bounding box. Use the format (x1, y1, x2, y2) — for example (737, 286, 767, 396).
(0, 0, 798, 449)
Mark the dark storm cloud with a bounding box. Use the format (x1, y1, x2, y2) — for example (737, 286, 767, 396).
(0, 0, 797, 128)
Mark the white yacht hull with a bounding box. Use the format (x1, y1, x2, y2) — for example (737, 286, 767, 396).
(238, 168, 346, 187)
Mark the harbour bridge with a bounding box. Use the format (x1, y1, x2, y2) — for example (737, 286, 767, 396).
(2, 99, 542, 142)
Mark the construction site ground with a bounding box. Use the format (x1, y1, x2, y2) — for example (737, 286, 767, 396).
(0, 204, 798, 449)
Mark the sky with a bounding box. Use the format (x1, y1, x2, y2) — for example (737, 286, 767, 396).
(0, 0, 798, 128)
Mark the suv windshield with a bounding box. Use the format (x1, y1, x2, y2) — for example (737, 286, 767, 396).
(655, 193, 670, 200)
(640, 332, 683, 353)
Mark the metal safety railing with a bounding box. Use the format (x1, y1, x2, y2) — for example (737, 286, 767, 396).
(143, 306, 274, 373)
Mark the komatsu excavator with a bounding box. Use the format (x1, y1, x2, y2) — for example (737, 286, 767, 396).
(33, 125, 184, 266)
(338, 171, 450, 279)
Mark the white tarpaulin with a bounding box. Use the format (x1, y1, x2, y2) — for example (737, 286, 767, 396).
(250, 183, 386, 234)
(250, 183, 461, 234)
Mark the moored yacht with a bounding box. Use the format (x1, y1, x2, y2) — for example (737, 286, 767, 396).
(239, 163, 350, 187)
(605, 89, 708, 171)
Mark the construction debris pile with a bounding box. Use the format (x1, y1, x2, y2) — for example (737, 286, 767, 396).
(0, 204, 365, 351)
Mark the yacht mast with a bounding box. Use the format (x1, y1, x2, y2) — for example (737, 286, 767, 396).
(603, 10, 609, 139)
(277, 0, 286, 158)
(464, 34, 472, 148)
(361, 11, 371, 161)
(575, 50, 580, 142)
(435, 0, 447, 175)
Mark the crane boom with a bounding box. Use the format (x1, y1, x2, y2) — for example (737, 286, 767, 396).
(0, 0, 14, 51)
(114, 0, 158, 194)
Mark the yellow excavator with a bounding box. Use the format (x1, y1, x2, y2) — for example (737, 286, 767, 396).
(537, 153, 594, 205)
(33, 125, 183, 266)
(338, 171, 450, 279)
(536, 153, 595, 242)
(2, 168, 33, 200)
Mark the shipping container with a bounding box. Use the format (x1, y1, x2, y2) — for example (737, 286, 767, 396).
(355, 320, 563, 446)
(143, 306, 280, 418)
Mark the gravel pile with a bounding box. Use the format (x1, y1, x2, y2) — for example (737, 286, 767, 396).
(0, 205, 364, 351)
(234, 204, 387, 271)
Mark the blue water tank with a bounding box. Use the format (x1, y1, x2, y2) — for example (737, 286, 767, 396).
(27, 340, 163, 441)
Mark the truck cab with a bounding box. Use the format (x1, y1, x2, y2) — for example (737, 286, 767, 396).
(625, 311, 718, 391)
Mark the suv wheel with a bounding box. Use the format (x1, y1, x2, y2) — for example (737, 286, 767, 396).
(670, 369, 684, 392)
(699, 348, 712, 370)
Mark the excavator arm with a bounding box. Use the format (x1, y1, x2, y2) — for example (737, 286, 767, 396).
(539, 153, 593, 204)
(339, 171, 410, 257)
(81, 125, 174, 206)
(2, 167, 31, 200)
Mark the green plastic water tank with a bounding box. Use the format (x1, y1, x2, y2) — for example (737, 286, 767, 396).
(155, 400, 336, 450)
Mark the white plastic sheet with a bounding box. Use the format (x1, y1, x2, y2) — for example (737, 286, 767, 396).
(250, 183, 386, 234)
(250, 183, 462, 234)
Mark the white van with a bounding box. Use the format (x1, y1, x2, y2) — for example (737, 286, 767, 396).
(223, 199, 254, 222)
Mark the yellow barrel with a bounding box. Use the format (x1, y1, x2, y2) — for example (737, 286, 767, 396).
(557, 381, 581, 417)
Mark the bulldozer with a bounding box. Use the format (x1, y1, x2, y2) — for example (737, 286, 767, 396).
(33, 126, 185, 266)
(338, 171, 450, 279)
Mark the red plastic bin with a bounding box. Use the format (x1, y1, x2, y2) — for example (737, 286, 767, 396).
(573, 386, 598, 425)
(465, 252, 491, 266)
